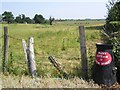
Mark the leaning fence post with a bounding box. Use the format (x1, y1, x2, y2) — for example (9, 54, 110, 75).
(48, 56, 68, 77)
(79, 26, 88, 79)
(3, 26, 8, 73)
(22, 39, 29, 68)
(28, 37, 37, 77)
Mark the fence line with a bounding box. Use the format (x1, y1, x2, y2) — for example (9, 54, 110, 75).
(2, 26, 88, 79)
(3, 26, 8, 73)
(8, 35, 24, 41)
(1, 35, 80, 48)
(79, 26, 88, 79)
(34, 51, 81, 59)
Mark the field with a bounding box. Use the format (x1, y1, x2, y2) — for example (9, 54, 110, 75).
(0, 20, 105, 88)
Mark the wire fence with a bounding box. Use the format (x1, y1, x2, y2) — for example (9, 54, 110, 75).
(8, 35, 24, 41)
(1, 26, 92, 79)
(0, 33, 81, 59)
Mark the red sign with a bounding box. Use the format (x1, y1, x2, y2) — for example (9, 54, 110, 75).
(95, 51, 112, 66)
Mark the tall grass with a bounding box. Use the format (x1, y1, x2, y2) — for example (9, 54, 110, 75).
(1, 20, 105, 78)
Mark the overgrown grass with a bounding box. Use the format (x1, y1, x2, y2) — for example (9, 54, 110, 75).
(1, 74, 100, 88)
(1, 20, 105, 78)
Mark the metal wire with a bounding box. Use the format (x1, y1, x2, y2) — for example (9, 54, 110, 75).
(8, 35, 25, 41)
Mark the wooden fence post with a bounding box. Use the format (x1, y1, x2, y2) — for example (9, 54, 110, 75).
(28, 37, 37, 77)
(22, 37, 37, 77)
(48, 56, 68, 77)
(3, 26, 8, 73)
(22, 39, 29, 68)
(79, 26, 88, 79)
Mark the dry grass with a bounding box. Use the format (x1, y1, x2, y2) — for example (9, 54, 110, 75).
(1, 74, 100, 88)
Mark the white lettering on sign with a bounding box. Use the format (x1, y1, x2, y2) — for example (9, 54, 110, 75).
(95, 51, 112, 66)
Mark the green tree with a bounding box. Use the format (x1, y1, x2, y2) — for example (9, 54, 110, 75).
(49, 16, 54, 25)
(21, 14, 26, 23)
(33, 14, 45, 24)
(15, 15, 22, 23)
(15, 14, 30, 23)
(104, 0, 120, 61)
(2, 11, 14, 23)
(105, 0, 120, 35)
(15, 14, 32, 23)
(106, 0, 120, 22)
(25, 17, 32, 24)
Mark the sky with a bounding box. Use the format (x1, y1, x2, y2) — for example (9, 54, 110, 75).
(1, 0, 109, 19)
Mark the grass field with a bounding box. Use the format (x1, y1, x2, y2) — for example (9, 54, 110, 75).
(0, 20, 105, 88)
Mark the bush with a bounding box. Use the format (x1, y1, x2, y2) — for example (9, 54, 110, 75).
(104, 21, 120, 83)
(104, 21, 120, 35)
(104, 21, 120, 62)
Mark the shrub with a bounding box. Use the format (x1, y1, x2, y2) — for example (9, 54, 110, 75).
(104, 21, 120, 36)
(104, 21, 120, 62)
(104, 21, 120, 83)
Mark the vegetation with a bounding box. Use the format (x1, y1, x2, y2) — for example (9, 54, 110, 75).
(2, 11, 14, 23)
(49, 16, 54, 25)
(106, 0, 120, 22)
(1, 11, 46, 24)
(0, 20, 105, 88)
(15, 14, 33, 24)
(1, 20, 104, 77)
(1, 0, 120, 88)
(33, 14, 45, 24)
(104, 0, 120, 83)
(1, 74, 99, 88)
(105, 0, 120, 62)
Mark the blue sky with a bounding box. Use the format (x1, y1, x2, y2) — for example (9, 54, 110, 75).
(1, 0, 109, 19)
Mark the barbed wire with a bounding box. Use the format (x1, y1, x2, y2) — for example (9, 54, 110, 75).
(34, 51, 58, 58)
(34, 51, 80, 60)
(0, 34, 80, 50)
(36, 44, 79, 48)
(1, 34, 81, 59)
(8, 35, 24, 41)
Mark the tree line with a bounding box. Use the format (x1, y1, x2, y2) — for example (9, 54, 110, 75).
(1, 11, 54, 25)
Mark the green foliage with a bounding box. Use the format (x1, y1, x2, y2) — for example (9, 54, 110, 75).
(105, 1, 120, 82)
(33, 14, 45, 24)
(2, 11, 14, 23)
(49, 16, 55, 25)
(15, 14, 33, 24)
(107, 38, 120, 62)
(113, 38, 120, 62)
(1, 20, 104, 77)
(15, 15, 22, 23)
(105, 0, 120, 63)
(106, 0, 120, 22)
(2, 11, 46, 24)
(105, 21, 120, 35)
(21, 14, 26, 23)
(25, 17, 32, 24)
